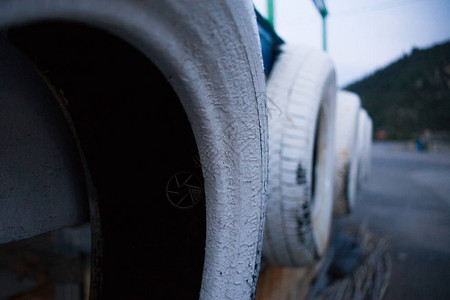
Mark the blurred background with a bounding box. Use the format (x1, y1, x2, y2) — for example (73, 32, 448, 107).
(254, 0, 450, 85)
(253, 1, 449, 299)
(255, 0, 450, 142)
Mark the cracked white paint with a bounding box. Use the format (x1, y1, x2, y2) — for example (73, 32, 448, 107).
(0, 1, 268, 298)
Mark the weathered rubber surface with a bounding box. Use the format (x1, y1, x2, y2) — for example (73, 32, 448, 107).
(262, 45, 337, 267)
(0, 1, 268, 299)
(333, 90, 361, 217)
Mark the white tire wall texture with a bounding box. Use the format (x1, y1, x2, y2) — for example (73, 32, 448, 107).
(333, 90, 361, 217)
(0, 1, 269, 299)
(262, 44, 337, 267)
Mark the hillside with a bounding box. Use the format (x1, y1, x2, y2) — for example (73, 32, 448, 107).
(345, 41, 450, 140)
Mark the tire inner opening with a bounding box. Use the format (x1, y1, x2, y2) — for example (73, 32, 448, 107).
(9, 23, 206, 300)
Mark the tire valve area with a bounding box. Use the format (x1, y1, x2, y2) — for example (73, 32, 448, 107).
(166, 171, 204, 209)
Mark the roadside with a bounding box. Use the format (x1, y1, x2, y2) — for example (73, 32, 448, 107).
(335, 141, 450, 299)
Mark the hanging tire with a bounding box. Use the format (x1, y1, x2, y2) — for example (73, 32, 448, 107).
(0, 1, 268, 299)
(364, 116, 373, 182)
(333, 90, 361, 217)
(356, 108, 369, 190)
(359, 109, 371, 185)
(262, 44, 337, 267)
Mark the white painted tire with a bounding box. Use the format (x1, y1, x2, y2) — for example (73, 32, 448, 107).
(364, 116, 373, 181)
(333, 90, 361, 216)
(0, 1, 268, 299)
(262, 44, 337, 267)
(359, 109, 371, 185)
(356, 108, 369, 190)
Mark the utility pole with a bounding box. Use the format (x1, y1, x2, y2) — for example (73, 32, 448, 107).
(267, 0, 274, 29)
(312, 0, 328, 51)
(322, 10, 327, 51)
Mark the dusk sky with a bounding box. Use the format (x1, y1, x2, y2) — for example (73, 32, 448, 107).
(253, 0, 450, 87)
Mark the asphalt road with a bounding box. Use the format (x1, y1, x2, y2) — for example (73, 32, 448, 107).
(338, 141, 450, 299)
